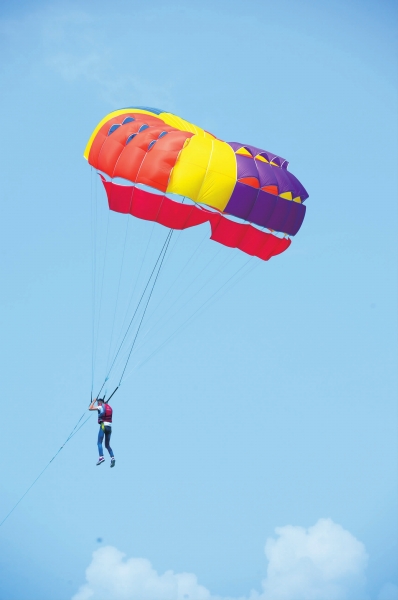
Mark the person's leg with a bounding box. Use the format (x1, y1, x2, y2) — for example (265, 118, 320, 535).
(97, 426, 105, 457)
(104, 427, 114, 458)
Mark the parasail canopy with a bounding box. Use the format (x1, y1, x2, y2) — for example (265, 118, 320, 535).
(85, 107, 308, 261)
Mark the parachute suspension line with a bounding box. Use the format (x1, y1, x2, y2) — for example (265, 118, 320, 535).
(106, 229, 172, 377)
(92, 204, 111, 388)
(128, 256, 258, 378)
(125, 249, 249, 375)
(0, 457, 57, 528)
(1, 193, 171, 530)
(90, 166, 97, 399)
(157, 196, 186, 264)
(0, 410, 93, 528)
(111, 220, 156, 357)
(108, 196, 204, 380)
(105, 213, 133, 373)
(95, 229, 173, 397)
(105, 386, 119, 404)
(96, 185, 169, 398)
(135, 244, 227, 348)
(105, 180, 147, 374)
(112, 237, 245, 381)
(108, 151, 159, 354)
(178, 255, 256, 327)
(142, 201, 210, 328)
(119, 229, 173, 385)
(1, 348, 119, 527)
(145, 228, 209, 325)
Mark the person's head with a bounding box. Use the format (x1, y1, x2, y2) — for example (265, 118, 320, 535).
(97, 398, 105, 405)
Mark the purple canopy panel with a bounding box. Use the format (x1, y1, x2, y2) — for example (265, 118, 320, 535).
(265, 199, 293, 232)
(236, 154, 259, 179)
(224, 188, 306, 236)
(272, 168, 298, 196)
(254, 160, 307, 200)
(255, 161, 279, 189)
(227, 141, 287, 167)
(247, 189, 278, 226)
(256, 152, 289, 169)
(247, 190, 305, 235)
(282, 202, 305, 235)
(290, 203, 306, 235)
(228, 141, 254, 154)
(223, 141, 308, 234)
(224, 182, 259, 221)
(284, 170, 309, 201)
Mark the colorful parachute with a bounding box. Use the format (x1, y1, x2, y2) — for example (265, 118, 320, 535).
(84, 107, 308, 261)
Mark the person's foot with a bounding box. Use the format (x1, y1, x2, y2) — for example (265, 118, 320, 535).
(110, 457, 116, 468)
(96, 457, 105, 466)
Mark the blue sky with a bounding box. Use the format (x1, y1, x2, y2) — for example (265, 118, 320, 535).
(0, 1, 397, 599)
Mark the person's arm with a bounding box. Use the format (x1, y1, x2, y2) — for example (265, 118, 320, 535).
(89, 399, 99, 411)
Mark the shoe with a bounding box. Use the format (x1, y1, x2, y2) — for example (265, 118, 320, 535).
(96, 457, 105, 466)
(110, 457, 116, 468)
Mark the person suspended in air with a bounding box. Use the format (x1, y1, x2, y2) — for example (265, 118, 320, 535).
(89, 398, 115, 467)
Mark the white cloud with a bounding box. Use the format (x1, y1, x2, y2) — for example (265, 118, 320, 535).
(72, 518, 372, 600)
(72, 546, 213, 600)
(258, 518, 369, 600)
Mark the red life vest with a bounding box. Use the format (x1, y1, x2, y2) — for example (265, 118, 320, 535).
(98, 403, 113, 424)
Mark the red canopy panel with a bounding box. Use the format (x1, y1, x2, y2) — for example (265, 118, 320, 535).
(88, 113, 164, 167)
(208, 213, 291, 260)
(90, 114, 192, 192)
(101, 177, 208, 229)
(101, 178, 290, 261)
